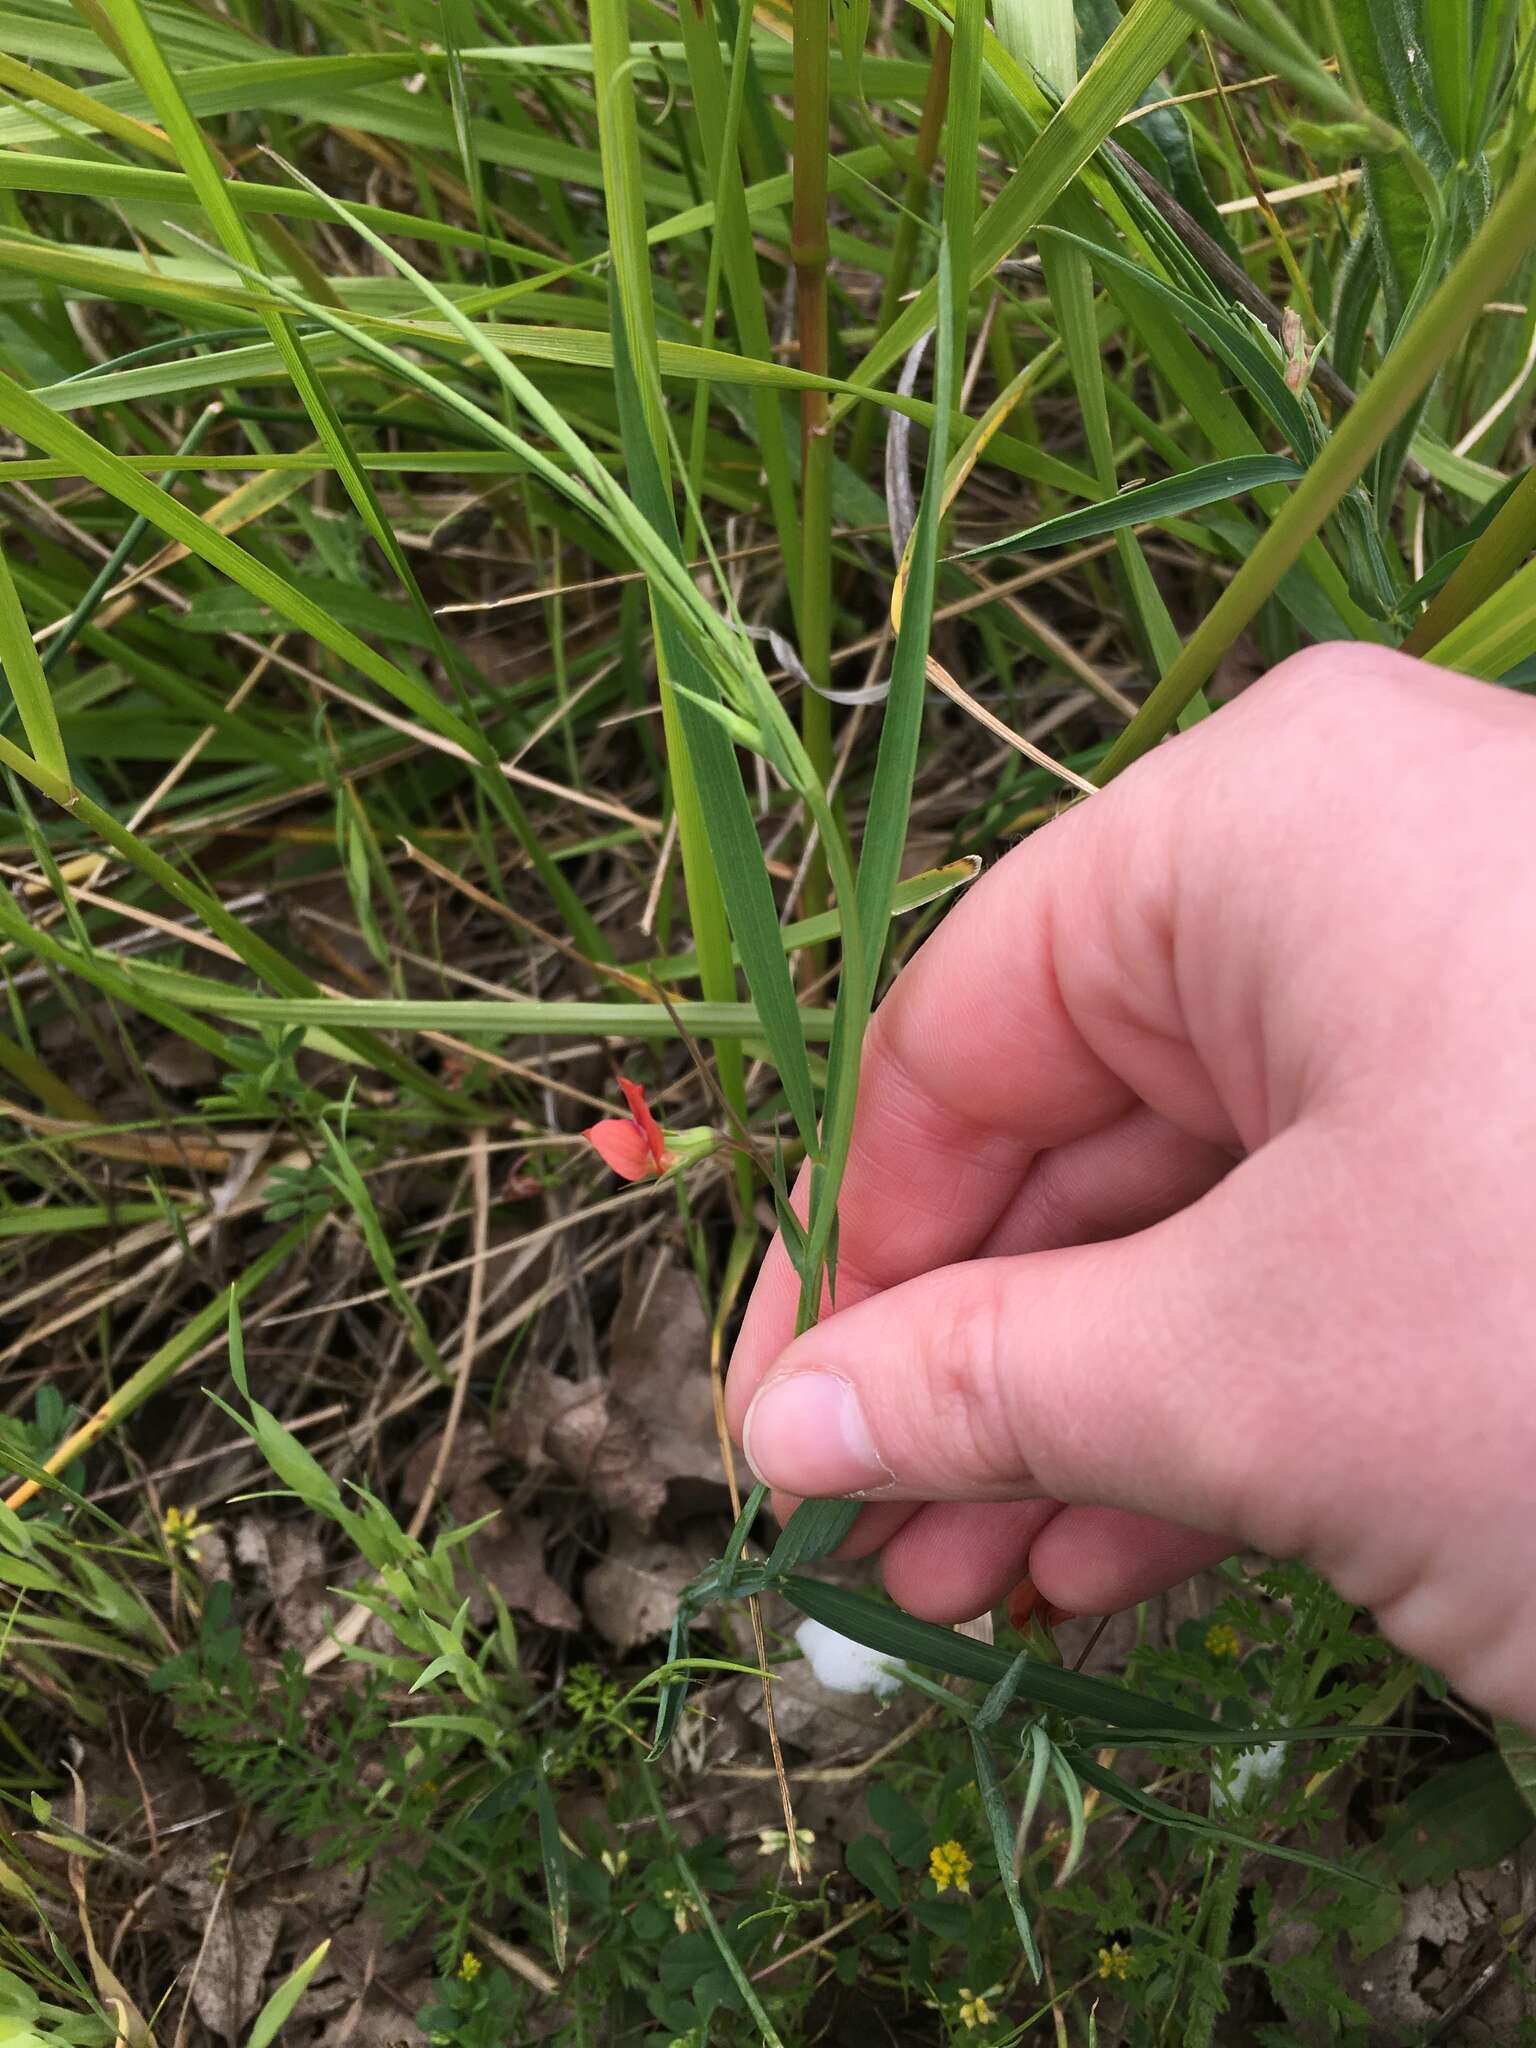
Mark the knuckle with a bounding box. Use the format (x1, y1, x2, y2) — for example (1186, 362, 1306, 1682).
(1256, 641, 1427, 731)
(911, 1267, 1020, 1489)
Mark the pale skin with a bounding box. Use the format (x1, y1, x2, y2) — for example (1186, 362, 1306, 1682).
(725, 646, 1536, 1726)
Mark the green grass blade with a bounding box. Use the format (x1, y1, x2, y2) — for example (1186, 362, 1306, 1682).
(960, 457, 1307, 558)
(832, 0, 1192, 417)
(0, 375, 476, 747)
(532, 1760, 571, 1972)
(764, 1498, 862, 1574)
(647, 856, 979, 985)
(0, 530, 66, 779)
(103, 969, 840, 1042)
(779, 1575, 1224, 1731)
(1424, 549, 1536, 677)
(1405, 464, 1536, 654)
(244, 1943, 331, 2048)
(971, 1726, 1043, 1975)
(611, 312, 822, 1156)
(1096, 136, 1536, 779)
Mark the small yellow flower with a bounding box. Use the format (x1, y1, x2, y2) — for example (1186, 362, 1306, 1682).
(928, 1839, 972, 1894)
(457, 1951, 481, 1982)
(958, 1986, 996, 2028)
(162, 1505, 202, 1560)
(1204, 1621, 1241, 1659)
(1097, 1941, 1132, 1981)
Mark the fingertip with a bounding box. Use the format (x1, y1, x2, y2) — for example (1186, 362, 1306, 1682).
(1028, 1506, 1230, 1613)
(724, 1231, 801, 1441)
(879, 1498, 1065, 1622)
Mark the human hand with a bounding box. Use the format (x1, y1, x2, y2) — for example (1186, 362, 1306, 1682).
(725, 647, 1536, 1723)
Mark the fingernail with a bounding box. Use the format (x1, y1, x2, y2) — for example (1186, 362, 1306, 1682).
(743, 1372, 892, 1495)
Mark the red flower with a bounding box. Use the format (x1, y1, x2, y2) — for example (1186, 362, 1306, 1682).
(584, 1077, 669, 1181)
(1006, 1578, 1074, 1635)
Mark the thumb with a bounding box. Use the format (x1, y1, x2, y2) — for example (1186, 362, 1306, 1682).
(741, 1144, 1320, 1553)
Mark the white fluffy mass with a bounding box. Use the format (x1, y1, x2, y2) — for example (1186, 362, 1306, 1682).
(795, 1617, 904, 1697)
(1209, 1740, 1286, 1811)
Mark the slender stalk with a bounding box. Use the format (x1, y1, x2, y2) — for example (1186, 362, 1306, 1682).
(39, 405, 218, 681)
(589, 0, 754, 1207)
(793, 0, 835, 938)
(674, 0, 804, 627)
(0, 1228, 309, 1515)
(1094, 139, 1536, 783)
(994, 0, 1185, 691)
(848, 18, 952, 475)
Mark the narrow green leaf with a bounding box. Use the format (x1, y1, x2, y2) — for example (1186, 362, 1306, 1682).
(766, 1498, 863, 1574)
(1408, 464, 1536, 654)
(533, 1760, 571, 1972)
(609, 299, 822, 1157)
(1020, 1722, 1052, 1839)
(976, 1651, 1032, 1730)
(834, 0, 1192, 415)
(244, 1942, 331, 2048)
(970, 1727, 1042, 1976)
(1038, 226, 1318, 458)
(716, 1483, 767, 1595)
(1047, 1741, 1087, 1883)
(1426, 547, 1536, 678)
(779, 1576, 1223, 1732)
(1062, 1747, 1383, 1885)
(648, 1609, 693, 1759)
(1096, 136, 1536, 778)
(960, 457, 1306, 559)
(0, 533, 66, 779)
